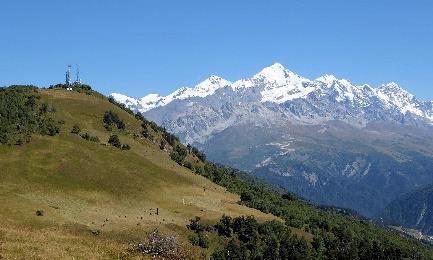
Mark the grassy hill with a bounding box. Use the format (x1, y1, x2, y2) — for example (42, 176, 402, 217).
(1, 85, 433, 259)
(0, 87, 276, 259)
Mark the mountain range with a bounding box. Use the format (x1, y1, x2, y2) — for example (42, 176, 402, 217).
(111, 63, 433, 218)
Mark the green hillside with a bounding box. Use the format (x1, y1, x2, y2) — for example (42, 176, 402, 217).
(0, 86, 276, 259)
(1, 85, 433, 259)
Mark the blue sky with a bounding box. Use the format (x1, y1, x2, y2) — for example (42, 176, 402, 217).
(1, 0, 433, 100)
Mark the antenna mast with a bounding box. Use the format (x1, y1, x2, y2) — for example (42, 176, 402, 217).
(75, 65, 81, 85)
(65, 65, 72, 85)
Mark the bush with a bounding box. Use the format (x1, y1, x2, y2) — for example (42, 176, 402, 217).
(89, 136, 100, 143)
(71, 125, 80, 134)
(160, 139, 166, 150)
(170, 151, 184, 165)
(240, 191, 253, 202)
(103, 110, 125, 130)
(141, 127, 149, 138)
(80, 132, 90, 140)
(183, 161, 192, 169)
(214, 215, 233, 237)
(187, 217, 210, 233)
(35, 210, 44, 216)
(108, 135, 121, 148)
(189, 232, 209, 248)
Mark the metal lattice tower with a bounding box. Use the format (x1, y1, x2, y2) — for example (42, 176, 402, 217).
(75, 65, 81, 85)
(65, 65, 72, 85)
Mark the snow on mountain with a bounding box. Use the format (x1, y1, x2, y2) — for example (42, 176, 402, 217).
(110, 93, 140, 107)
(251, 63, 314, 103)
(113, 75, 232, 112)
(110, 63, 433, 124)
(377, 82, 424, 116)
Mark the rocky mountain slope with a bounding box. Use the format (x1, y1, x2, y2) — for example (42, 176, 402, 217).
(380, 183, 433, 235)
(111, 63, 433, 217)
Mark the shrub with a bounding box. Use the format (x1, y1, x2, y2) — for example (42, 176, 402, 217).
(89, 136, 100, 143)
(71, 124, 80, 134)
(183, 161, 192, 170)
(80, 132, 90, 140)
(240, 191, 253, 202)
(40, 118, 60, 136)
(35, 210, 44, 216)
(141, 127, 149, 138)
(108, 135, 121, 148)
(160, 139, 167, 150)
(214, 215, 233, 237)
(189, 232, 209, 248)
(187, 217, 210, 233)
(103, 110, 125, 130)
(170, 151, 184, 165)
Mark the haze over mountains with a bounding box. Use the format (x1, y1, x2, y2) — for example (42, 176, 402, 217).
(112, 63, 433, 218)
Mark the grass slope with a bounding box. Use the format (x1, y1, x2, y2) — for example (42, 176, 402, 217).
(0, 89, 276, 259)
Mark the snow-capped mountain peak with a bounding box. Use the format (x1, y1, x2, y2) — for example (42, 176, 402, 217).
(253, 63, 307, 86)
(193, 75, 232, 95)
(377, 82, 423, 116)
(315, 74, 338, 84)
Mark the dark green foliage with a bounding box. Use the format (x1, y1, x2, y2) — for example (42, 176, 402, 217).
(71, 124, 80, 134)
(169, 152, 184, 165)
(240, 191, 253, 202)
(89, 135, 100, 143)
(108, 135, 121, 148)
(159, 139, 166, 150)
(189, 232, 209, 249)
(175, 144, 188, 158)
(187, 217, 210, 249)
(80, 132, 90, 140)
(141, 126, 150, 138)
(215, 215, 233, 237)
(170, 144, 188, 165)
(191, 146, 206, 161)
(189, 160, 433, 259)
(282, 192, 298, 201)
(187, 217, 209, 233)
(0, 86, 60, 145)
(49, 83, 94, 95)
(79, 132, 99, 143)
(103, 110, 125, 130)
(134, 112, 145, 121)
(38, 118, 60, 136)
(163, 132, 179, 146)
(107, 134, 129, 149)
(183, 161, 192, 170)
(212, 216, 309, 259)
